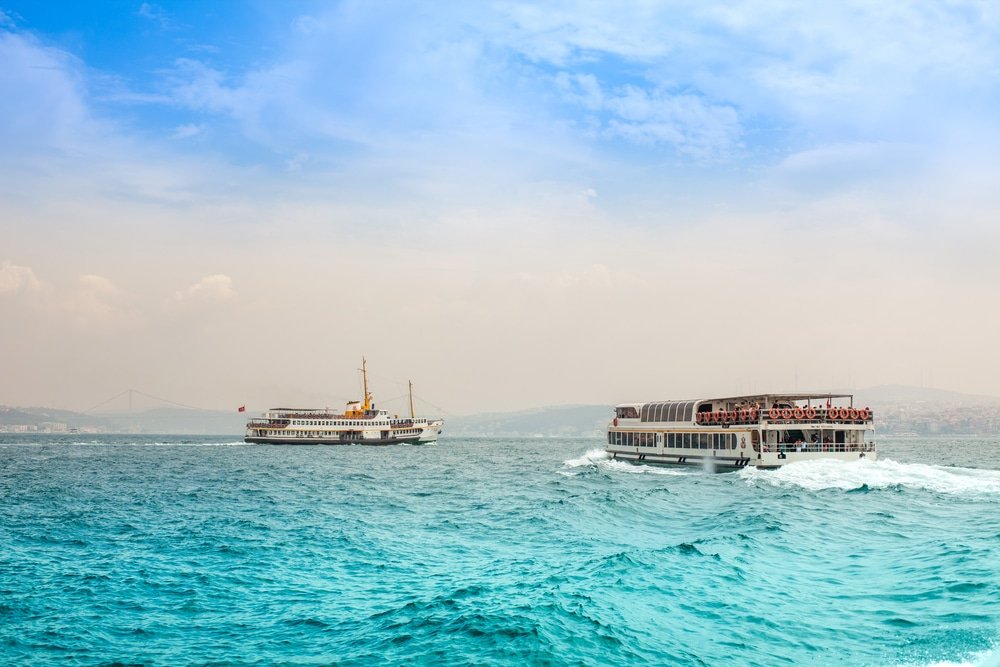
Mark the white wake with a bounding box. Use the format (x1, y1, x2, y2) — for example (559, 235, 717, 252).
(561, 448, 693, 476)
(740, 458, 1000, 495)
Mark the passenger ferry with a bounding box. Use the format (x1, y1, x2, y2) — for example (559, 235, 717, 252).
(244, 360, 444, 445)
(606, 393, 875, 469)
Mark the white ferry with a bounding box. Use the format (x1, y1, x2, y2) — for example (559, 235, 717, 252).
(245, 360, 444, 445)
(607, 393, 875, 469)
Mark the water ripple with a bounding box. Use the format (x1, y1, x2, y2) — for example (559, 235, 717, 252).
(0, 435, 998, 665)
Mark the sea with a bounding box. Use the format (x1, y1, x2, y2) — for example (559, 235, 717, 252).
(1, 435, 998, 667)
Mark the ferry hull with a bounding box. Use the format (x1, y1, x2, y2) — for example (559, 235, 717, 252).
(245, 428, 440, 446)
(610, 449, 877, 470)
(246, 436, 430, 446)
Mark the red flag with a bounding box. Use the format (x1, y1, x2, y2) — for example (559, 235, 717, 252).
(238, 405, 246, 412)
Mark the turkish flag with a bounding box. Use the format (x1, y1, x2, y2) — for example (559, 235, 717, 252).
(238, 405, 246, 412)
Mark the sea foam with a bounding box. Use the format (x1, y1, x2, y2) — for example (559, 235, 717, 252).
(740, 458, 1000, 495)
(561, 448, 692, 476)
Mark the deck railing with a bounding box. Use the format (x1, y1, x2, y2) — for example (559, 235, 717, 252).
(762, 442, 876, 454)
(696, 406, 873, 426)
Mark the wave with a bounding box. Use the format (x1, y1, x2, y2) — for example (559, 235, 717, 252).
(561, 449, 693, 476)
(563, 448, 612, 468)
(898, 645, 1000, 667)
(740, 458, 1000, 495)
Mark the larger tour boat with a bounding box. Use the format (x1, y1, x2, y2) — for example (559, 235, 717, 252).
(245, 360, 444, 445)
(606, 393, 875, 469)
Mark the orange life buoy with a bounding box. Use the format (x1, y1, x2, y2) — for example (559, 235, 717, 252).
(849, 408, 860, 420)
(792, 408, 805, 420)
(768, 407, 780, 420)
(749, 408, 758, 420)
(828, 407, 839, 420)
(805, 407, 817, 420)
(780, 408, 793, 420)
(861, 408, 871, 420)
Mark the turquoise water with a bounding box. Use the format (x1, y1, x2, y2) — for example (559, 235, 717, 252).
(1, 435, 999, 666)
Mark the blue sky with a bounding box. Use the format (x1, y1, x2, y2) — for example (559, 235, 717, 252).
(2, 2, 1000, 412)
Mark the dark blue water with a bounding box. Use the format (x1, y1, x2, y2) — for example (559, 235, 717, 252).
(2, 435, 999, 666)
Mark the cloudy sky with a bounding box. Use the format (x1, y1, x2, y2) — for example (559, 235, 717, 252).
(2, 1, 999, 415)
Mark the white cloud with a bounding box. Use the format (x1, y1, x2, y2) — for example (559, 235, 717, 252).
(170, 123, 204, 139)
(137, 3, 171, 29)
(0, 30, 91, 155)
(0, 260, 42, 294)
(66, 274, 133, 329)
(173, 274, 236, 304)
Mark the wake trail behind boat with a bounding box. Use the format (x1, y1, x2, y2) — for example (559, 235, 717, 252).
(740, 458, 1000, 495)
(561, 448, 694, 476)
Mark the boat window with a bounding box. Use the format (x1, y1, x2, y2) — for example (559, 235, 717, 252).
(656, 404, 666, 421)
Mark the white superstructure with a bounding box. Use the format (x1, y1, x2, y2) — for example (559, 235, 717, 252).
(245, 360, 443, 446)
(606, 393, 875, 469)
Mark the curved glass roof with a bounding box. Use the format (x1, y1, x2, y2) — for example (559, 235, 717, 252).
(640, 400, 697, 423)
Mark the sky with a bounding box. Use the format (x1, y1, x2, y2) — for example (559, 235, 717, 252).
(2, 1, 1000, 416)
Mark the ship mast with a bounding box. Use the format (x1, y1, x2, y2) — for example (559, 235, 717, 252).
(409, 380, 415, 419)
(361, 357, 372, 412)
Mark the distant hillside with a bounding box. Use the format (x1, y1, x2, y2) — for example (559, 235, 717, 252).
(0, 405, 244, 434)
(6, 384, 999, 436)
(0, 406, 115, 431)
(446, 404, 610, 437)
(92, 407, 246, 435)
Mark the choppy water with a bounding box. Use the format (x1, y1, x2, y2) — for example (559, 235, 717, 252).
(1, 435, 999, 666)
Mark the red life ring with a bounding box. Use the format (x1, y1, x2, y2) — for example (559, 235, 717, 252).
(780, 408, 793, 420)
(849, 408, 860, 420)
(792, 408, 805, 420)
(861, 408, 871, 420)
(749, 408, 758, 420)
(768, 407, 780, 420)
(613, 417, 619, 427)
(805, 407, 817, 420)
(828, 407, 840, 420)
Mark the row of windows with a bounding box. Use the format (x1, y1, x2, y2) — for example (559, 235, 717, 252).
(268, 431, 357, 438)
(640, 401, 698, 423)
(608, 431, 739, 450)
(292, 420, 380, 427)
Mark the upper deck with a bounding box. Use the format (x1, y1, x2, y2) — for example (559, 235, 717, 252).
(612, 393, 873, 428)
